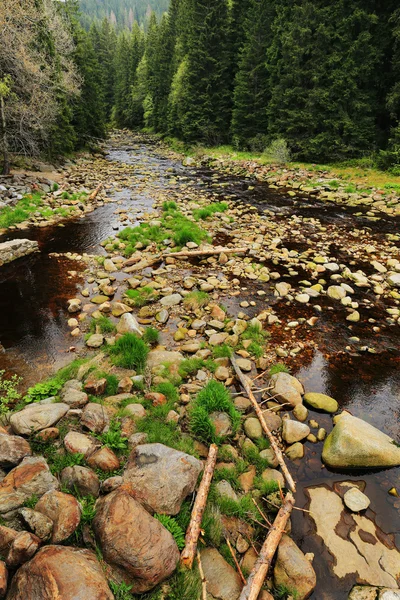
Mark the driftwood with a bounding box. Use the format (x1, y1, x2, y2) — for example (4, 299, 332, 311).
(165, 246, 248, 259)
(123, 257, 161, 273)
(88, 182, 103, 201)
(230, 355, 296, 494)
(238, 493, 295, 600)
(181, 443, 219, 568)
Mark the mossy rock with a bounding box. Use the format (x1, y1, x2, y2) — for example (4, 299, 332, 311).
(303, 392, 338, 413)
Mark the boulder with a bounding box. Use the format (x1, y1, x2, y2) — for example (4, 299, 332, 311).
(200, 548, 242, 600)
(349, 587, 400, 600)
(160, 293, 182, 307)
(93, 490, 179, 593)
(285, 442, 304, 460)
(60, 466, 100, 497)
(303, 392, 338, 413)
(116, 313, 143, 336)
(61, 389, 88, 408)
(282, 419, 310, 444)
(0, 560, 6, 598)
(85, 334, 104, 349)
(0, 434, 31, 468)
(147, 350, 183, 371)
(10, 403, 69, 435)
(81, 404, 109, 434)
(123, 443, 202, 515)
(244, 417, 262, 440)
(35, 491, 81, 543)
(270, 373, 304, 407)
(19, 508, 53, 541)
(6, 545, 113, 599)
(64, 431, 98, 457)
(274, 534, 316, 599)
(84, 378, 107, 396)
(6, 531, 41, 568)
(322, 414, 400, 468)
(0, 457, 58, 514)
(86, 447, 120, 472)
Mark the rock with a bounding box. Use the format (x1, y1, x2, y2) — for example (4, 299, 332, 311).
(123, 443, 202, 515)
(84, 378, 107, 395)
(282, 419, 310, 444)
(270, 372, 304, 407)
(93, 490, 179, 592)
(155, 309, 169, 324)
(117, 376, 133, 394)
(349, 587, 400, 600)
(285, 442, 304, 460)
(10, 403, 69, 435)
(35, 490, 81, 543)
(343, 488, 370, 512)
(0, 433, 31, 468)
(85, 334, 104, 348)
(276, 282, 291, 296)
(67, 298, 82, 314)
(19, 507, 53, 541)
(6, 531, 41, 568)
(64, 431, 97, 456)
(81, 403, 109, 433)
(0, 457, 59, 514)
(261, 411, 282, 431)
(322, 414, 400, 468)
(90, 295, 110, 305)
(111, 302, 132, 317)
(274, 534, 316, 600)
(387, 273, 400, 288)
(347, 310, 360, 323)
(61, 388, 88, 408)
(236, 358, 252, 372)
(308, 485, 400, 587)
(242, 547, 258, 572)
(124, 403, 146, 419)
(200, 548, 242, 600)
(0, 561, 6, 598)
(303, 392, 338, 413)
(61, 466, 100, 497)
(216, 480, 238, 501)
(104, 393, 136, 405)
(209, 332, 229, 346)
(128, 432, 148, 449)
(147, 350, 183, 370)
(86, 447, 120, 472)
(261, 468, 285, 488)
(244, 417, 262, 440)
(160, 293, 182, 307)
(238, 466, 256, 492)
(293, 404, 308, 422)
(234, 396, 252, 412)
(36, 428, 59, 443)
(6, 545, 113, 599)
(209, 412, 232, 437)
(327, 285, 346, 300)
(260, 448, 279, 468)
(215, 366, 230, 381)
(116, 313, 143, 336)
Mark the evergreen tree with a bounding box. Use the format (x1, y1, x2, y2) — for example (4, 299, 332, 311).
(90, 19, 117, 121)
(231, 0, 273, 149)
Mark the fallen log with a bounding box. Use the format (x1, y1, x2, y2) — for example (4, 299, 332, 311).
(181, 443, 219, 569)
(238, 492, 295, 600)
(230, 355, 296, 494)
(123, 257, 161, 273)
(165, 246, 248, 259)
(88, 182, 103, 202)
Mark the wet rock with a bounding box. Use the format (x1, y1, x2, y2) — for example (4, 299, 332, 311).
(0, 457, 59, 514)
(160, 293, 182, 307)
(81, 403, 109, 433)
(209, 412, 232, 437)
(155, 309, 169, 324)
(293, 404, 308, 422)
(260, 447, 279, 468)
(349, 586, 400, 600)
(19, 507, 53, 541)
(111, 302, 132, 317)
(200, 548, 242, 600)
(282, 419, 310, 444)
(274, 534, 316, 600)
(303, 392, 338, 413)
(216, 480, 238, 501)
(261, 468, 285, 488)
(35, 490, 81, 543)
(93, 490, 179, 593)
(91, 295, 110, 304)
(327, 285, 346, 300)
(285, 442, 304, 460)
(347, 310, 360, 322)
(322, 413, 400, 468)
(116, 313, 143, 336)
(10, 403, 69, 435)
(270, 372, 304, 407)
(343, 488, 370, 512)
(6, 531, 41, 568)
(123, 443, 202, 515)
(87, 447, 120, 472)
(85, 334, 104, 348)
(261, 411, 282, 431)
(64, 431, 97, 456)
(61, 466, 100, 497)
(209, 332, 229, 346)
(6, 545, 113, 599)
(0, 433, 31, 468)
(244, 417, 262, 440)
(67, 298, 82, 313)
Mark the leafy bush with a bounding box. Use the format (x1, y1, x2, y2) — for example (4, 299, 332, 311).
(189, 380, 241, 444)
(24, 380, 62, 404)
(263, 138, 291, 164)
(0, 370, 22, 413)
(98, 421, 128, 453)
(108, 333, 149, 372)
(154, 514, 185, 550)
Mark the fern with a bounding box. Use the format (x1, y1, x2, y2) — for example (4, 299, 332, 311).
(154, 514, 185, 550)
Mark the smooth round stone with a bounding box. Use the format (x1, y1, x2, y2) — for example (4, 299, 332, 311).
(303, 392, 338, 413)
(344, 487, 370, 512)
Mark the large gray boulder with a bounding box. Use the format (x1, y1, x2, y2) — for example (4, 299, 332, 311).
(6, 545, 113, 599)
(10, 403, 69, 435)
(123, 443, 203, 515)
(322, 413, 400, 469)
(93, 489, 179, 593)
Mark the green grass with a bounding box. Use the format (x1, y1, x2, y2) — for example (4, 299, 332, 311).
(162, 201, 177, 211)
(109, 582, 133, 600)
(0, 192, 43, 229)
(242, 445, 270, 474)
(137, 414, 198, 457)
(90, 315, 116, 334)
(212, 344, 232, 359)
(125, 287, 159, 307)
(183, 291, 210, 311)
(178, 358, 217, 378)
(189, 380, 241, 444)
(153, 381, 179, 403)
(254, 476, 281, 496)
(23, 494, 39, 509)
(193, 202, 228, 220)
(241, 322, 270, 345)
(154, 514, 185, 550)
(143, 327, 160, 346)
(247, 341, 264, 358)
(108, 333, 149, 372)
(269, 363, 291, 376)
(97, 421, 128, 453)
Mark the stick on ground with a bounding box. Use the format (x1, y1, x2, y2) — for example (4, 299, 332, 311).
(164, 247, 248, 259)
(238, 492, 295, 600)
(230, 355, 296, 493)
(88, 182, 103, 201)
(181, 443, 219, 569)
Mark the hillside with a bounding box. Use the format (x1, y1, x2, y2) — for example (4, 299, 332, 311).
(79, 0, 169, 28)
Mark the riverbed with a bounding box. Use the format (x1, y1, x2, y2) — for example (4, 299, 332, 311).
(0, 135, 398, 598)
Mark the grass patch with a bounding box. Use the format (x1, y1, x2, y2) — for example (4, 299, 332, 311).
(241, 322, 270, 345)
(125, 287, 159, 307)
(193, 202, 228, 220)
(242, 445, 270, 474)
(137, 415, 198, 457)
(108, 333, 149, 372)
(97, 421, 128, 453)
(153, 381, 179, 403)
(254, 476, 280, 496)
(23, 494, 39, 509)
(269, 363, 291, 376)
(178, 358, 217, 379)
(183, 291, 209, 311)
(162, 201, 177, 211)
(212, 344, 232, 359)
(143, 326, 160, 346)
(247, 341, 264, 359)
(189, 380, 241, 444)
(90, 316, 116, 334)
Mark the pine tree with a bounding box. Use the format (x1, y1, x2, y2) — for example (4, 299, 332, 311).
(231, 0, 273, 149)
(90, 19, 117, 121)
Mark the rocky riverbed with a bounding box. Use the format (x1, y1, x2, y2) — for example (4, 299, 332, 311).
(0, 131, 399, 600)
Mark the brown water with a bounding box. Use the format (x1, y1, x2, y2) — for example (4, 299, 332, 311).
(0, 138, 398, 597)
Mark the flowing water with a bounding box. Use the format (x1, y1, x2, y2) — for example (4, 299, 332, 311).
(0, 138, 398, 597)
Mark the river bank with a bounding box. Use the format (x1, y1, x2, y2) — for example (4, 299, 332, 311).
(0, 131, 398, 600)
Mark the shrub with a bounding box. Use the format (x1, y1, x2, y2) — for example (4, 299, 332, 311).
(189, 380, 241, 444)
(109, 333, 149, 372)
(0, 370, 22, 413)
(143, 326, 160, 346)
(263, 138, 291, 164)
(24, 380, 62, 404)
(154, 514, 185, 550)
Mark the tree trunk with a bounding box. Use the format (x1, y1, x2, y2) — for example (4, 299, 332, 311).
(0, 96, 10, 176)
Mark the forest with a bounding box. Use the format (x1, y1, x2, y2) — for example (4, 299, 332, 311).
(78, 0, 169, 29)
(2, 0, 400, 171)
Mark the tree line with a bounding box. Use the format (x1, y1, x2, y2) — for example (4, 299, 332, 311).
(105, 0, 400, 167)
(79, 0, 169, 30)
